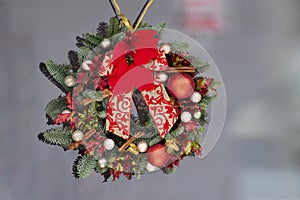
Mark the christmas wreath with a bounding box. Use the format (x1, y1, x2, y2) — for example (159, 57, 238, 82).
(38, 1, 220, 182)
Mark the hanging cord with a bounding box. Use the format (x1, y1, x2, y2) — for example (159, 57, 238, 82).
(111, 0, 154, 33)
(132, 0, 153, 31)
(109, 0, 118, 17)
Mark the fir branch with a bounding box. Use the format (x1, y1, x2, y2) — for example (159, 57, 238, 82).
(161, 166, 176, 174)
(38, 127, 72, 150)
(45, 60, 73, 91)
(97, 22, 108, 38)
(68, 50, 80, 71)
(75, 35, 86, 48)
(132, 154, 148, 175)
(101, 169, 112, 183)
(76, 35, 96, 50)
(149, 136, 162, 147)
(165, 126, 185, 140)
(73, 155, 97, 179)
(107, 17, 121, 37)
(95, 165, 108, 174)
(154, 21, 167, 38)
(137, 22, 152, 29)
(45, 96, 67, 122)
(198, 111, 209, 126)
(209, 80, 221, 90)
(78, 46, 92, 64)
(187, 55, 211, 73)
(85, 33, 102, 47)
(199, 94, 218, 109)
(195, 129, 205, 144)
(169, 41, 190, 53)
(39, 62, 71, 93)
(130, 115, 157, 138)
(81, 89, 104, 102)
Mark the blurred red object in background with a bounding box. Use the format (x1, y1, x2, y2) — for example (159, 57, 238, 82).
(182, 0, 223, 32)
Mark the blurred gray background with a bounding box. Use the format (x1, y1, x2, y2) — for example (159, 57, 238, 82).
(1, 0, 300, 200)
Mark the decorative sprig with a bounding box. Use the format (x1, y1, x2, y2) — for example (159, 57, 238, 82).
(97, 22, 109, 38)
(39, 62, 72, 93)
(38, 127, 73, 150)
(68, 50, 80, 71)
(45, 96, 67, 122)
(73, 155, 97, 178)
(107, 17, 121, 37)
(169, 41, 190, 53)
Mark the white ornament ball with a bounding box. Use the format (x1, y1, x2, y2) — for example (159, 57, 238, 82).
(160, 43, 171, 54)
(100, 39, 111, 49)
(190, 92, 202, 103)
(72, 130, 84, 142)
(103, 139, 115, 150)
(193, 111, 202, 119)
(181, 111, 192, 123)
(146, 162, 158, 172)
(157, 72, 168, 82)
(62, 110, 71, 114)
(81, 60, 93, 71)
(98, 158, 107, 168)
(64, 76, 76, 87)
(137, 141, 148, 153)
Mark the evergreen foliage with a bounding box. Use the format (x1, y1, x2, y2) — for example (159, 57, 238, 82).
(73, 155, 97, 178)
(187, 55, 211, 73)
(81, 89, 104, 102)
(85, 33, 102, 47)
(97, 22, 109, 38)
(199, 95, 218, 110)
(107, 17, 121, 37)
(165, 126, 185, 140)
(76, 35, 96, 50)
(68, 50, 80, 70)
(169, 41, 190, 53)
(45, 96, 67, 122)
(39, 62, 72, 93)
(153, 21, 167, 38)
(148, 136, 162, 147)
(77, 46, 92, 64)
(38, 127, 72, 150)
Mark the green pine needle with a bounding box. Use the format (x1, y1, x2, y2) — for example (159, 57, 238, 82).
(169, 41, 190, 53)
(38, 127, 72, 150)
(165, 126, 185, 140)
(44, 60, 73, 91)
(154, 21, 167, 38)
(199, 94, 218, 110)
(73, 155, 97, 179)
(85, 33, 102, 47)
(45, 96, 67, 122)
(187, 55, 211, 73)
(107, 17, 121, 37)
(149, 136, 162, 147)
(78, 46, 92, 64)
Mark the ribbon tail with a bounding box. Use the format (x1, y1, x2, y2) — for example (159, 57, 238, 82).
(141, 83, 178, 138)
(106, 91, 133, 140)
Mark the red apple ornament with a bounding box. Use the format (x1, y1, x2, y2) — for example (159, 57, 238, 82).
(147, 144, 170, 168)
(167, 73, 195, 99)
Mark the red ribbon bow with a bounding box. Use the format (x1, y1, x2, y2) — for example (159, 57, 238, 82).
(99, 30, 178, 139)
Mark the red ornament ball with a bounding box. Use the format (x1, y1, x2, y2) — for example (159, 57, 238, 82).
(167, 73, 195, 99)
(147, 144, 170, 168)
